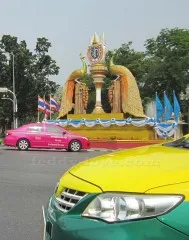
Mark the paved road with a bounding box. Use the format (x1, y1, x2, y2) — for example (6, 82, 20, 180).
(0, 146, 110, 240)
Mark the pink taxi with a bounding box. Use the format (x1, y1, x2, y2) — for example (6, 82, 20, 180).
(4, 123, 90, 152)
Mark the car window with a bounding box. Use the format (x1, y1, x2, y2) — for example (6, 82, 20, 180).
(16, 126, 26, 131)
(46, 125, 63, 134)
(163, 136, 189, 149)
(56, 125, 67, 133)
(27, 125, 44, 132)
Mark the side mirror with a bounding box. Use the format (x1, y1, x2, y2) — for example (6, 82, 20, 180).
(183, 143, 189, 148)
(62, 131, 66, 135)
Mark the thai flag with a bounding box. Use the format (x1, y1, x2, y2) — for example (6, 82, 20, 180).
(38, 96, 45, 112)
(50, 96, 60, 112)
(44, 101, 52, 114)
(44, 101, 53, 119)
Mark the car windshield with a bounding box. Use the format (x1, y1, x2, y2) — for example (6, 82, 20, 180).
(163, 135, 189, 149)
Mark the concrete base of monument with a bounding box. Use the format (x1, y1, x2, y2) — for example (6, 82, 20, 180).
(61, 113, 159, 141)
(64, 124, 156, 141)
(90, 140, 164, 150)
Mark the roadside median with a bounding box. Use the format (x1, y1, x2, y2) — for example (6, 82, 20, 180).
(90, 139, 163, 150)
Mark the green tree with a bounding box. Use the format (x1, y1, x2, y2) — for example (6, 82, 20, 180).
(106, 42, 148, 81)
(143, 28, 189, 98)
(0, 35, 60, 126)
(143, 28, 189, 122)
(54, 86, 63, 102)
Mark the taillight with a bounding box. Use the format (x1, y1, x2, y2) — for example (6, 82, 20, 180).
(6, 131, 12, 136)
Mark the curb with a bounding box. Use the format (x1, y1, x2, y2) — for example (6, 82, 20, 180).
(0, 145, 115, 152)
(87, 148, 115, 152)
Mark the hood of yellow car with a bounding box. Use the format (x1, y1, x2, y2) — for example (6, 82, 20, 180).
(69, 144, 189, 193)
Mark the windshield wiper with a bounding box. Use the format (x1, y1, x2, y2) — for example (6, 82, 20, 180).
(164, 141, 189, 149)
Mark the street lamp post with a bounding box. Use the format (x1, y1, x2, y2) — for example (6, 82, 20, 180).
(0, 87, 18, 128)
(10, 53, 15, 100)
(1, 97, 14, 128)
(2, 52, 17, 128)
(10, 53, 17, 128)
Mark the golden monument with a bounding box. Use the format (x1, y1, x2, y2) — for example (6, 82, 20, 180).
(58, 33, 154, 140)
(58, 54, 88, 117)
(87, 33, 107, 113)
(59, 33, 145, 118)
(108, 56, 145, 117)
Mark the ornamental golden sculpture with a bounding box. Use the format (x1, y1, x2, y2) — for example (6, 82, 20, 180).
(58, 55, 87, 118)
(58, 33, 145, 119)
(109, 56, 145, 117)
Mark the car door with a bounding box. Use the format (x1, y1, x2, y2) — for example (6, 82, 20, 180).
(26, 124, 47, 148)
(44, 125, 68, 149)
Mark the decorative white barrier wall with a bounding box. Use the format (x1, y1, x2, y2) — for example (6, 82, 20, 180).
(45, 118, 178, 138)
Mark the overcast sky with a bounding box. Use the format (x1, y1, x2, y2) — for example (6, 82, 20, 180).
(0, 0, 189, 85)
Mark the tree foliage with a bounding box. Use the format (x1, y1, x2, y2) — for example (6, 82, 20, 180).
(143, 28, 189, 99)
(0, 35, 60, 127)
(142, 28, 189, 123)
(106, 42, 148, 81)
(104, 29, 189, 118)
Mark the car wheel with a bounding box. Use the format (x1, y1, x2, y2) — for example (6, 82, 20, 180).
(17, 139, 30, 151)
(68, 140, 81, 152)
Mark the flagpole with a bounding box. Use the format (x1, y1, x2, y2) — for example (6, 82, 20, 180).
(155, 92, 157, 121)
(44, 94, 46, 120)
(164, 91, 166, 123)
(37, 95, 39, 122)
(50, 94, 51, 120)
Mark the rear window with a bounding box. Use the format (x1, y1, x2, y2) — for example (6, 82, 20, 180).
(27, 125, 44, 132)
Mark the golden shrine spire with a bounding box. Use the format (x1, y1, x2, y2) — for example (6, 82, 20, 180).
(91, 32, 100, 45)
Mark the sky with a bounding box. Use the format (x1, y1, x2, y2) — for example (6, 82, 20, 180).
(0, 0, 189, 85)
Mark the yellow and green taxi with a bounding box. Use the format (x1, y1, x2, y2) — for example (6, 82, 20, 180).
(44, 134, 189, 240)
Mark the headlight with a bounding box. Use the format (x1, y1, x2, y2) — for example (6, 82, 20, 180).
(54, 182, 59, 194)
(82, 193, 183, 222)
(82, 137, 88, 140)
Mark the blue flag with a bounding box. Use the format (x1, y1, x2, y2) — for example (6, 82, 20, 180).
(173, 91, 181, 122)
(164, 92, 173, 121)
(155, 93, 164, 121)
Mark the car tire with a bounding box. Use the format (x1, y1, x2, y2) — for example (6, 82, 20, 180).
(68, 140, 81, 152)
(17, 139, 30, 151)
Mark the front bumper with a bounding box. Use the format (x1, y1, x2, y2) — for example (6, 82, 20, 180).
(82, 140, 90, 150)
(44, 196, 189, 240)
